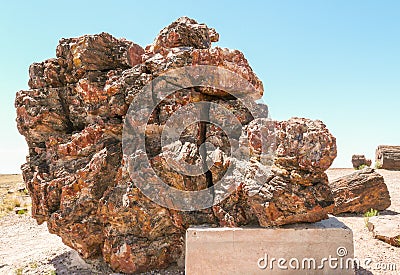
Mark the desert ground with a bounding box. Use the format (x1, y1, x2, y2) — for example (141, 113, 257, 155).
(0, 169, 398, 275)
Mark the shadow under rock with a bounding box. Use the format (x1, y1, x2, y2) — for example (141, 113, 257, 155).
(334, 212, 364, 218)
(379, 209, 400, 215)
(355, 266, 374, 275)
(50, 250, 113, 275)
(50, 250, 185, 275)
(334, 209, 400, 218)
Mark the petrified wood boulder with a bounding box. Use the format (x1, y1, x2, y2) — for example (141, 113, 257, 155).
(376, 145, 400, 170)
(15, 17, 337, 273)
(329, 168, 391, 214)
(351, 154, 371, 169)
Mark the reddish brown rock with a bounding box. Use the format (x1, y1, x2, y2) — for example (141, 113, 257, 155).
(213, 117, 337, 227)
(329, 168, 391, 214)
(376, 145, 400, 170)
(56, 32, 143, 71)
(351, 154, 371, 169)
(15, 17, 338, 273)
(29, 33, 144, 90)
(147, 16, 219, 54)
(246, 118, 336, 186)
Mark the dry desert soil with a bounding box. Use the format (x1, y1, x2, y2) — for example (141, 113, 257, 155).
(0, 169, 399, 275)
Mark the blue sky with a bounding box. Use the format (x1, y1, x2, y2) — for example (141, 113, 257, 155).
(1, 0, 399, 173)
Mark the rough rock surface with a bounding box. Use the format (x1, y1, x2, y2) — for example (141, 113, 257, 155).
(368, 215, 400, 247)
(351, 154, 371, 169)
(376, 145, 400, 170)
(15, 17, 337, 273)
(329, 168, 391, 214)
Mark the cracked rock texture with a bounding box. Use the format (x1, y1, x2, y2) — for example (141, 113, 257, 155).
(329, 168, 391, 214)
(16, 17, 337, 273)
(351, 154, 371, 169)
(376, 145, 400, 170)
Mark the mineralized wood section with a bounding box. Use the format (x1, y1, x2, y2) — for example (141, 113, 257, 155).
(329, 168, 391, 214)
(351, 154, 371, 169)
(376, 145, 400, 170)
(15, 17, 338, 273)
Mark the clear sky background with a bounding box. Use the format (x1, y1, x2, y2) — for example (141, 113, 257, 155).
(1, 0, 399, 173)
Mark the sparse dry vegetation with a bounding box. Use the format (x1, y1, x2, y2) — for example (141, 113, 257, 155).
(0, 175, 30, 217)
(356, 164, 369, 170)
(364, 208, 379, 227)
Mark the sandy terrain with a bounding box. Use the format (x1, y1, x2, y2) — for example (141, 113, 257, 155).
(0, 169, 398, 274)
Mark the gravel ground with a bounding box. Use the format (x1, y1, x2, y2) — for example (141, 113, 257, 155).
(0, 169, 398, 274)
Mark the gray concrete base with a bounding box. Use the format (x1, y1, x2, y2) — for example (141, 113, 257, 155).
(185, 216, 354, 274)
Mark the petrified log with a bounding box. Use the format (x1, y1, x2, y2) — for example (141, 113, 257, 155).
(351, 154, 371, 169)
(329, 168, 391, 214)
(367, 215, 400, 247)
(15, 17, 337, 273)
(376, 145, 400, 170)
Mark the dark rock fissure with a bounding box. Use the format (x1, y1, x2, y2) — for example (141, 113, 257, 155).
(198, 100, 214, 191)
(56, 88, 74, 134)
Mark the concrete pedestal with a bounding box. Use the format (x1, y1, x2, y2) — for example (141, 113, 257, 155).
(185, 216, 354, 274)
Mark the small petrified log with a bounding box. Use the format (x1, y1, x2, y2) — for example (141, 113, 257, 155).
(376, 145, 400, 170)
(367, 215, 400, 247)
(329, 168, 391, 214)
(351, 154, 371, 169)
